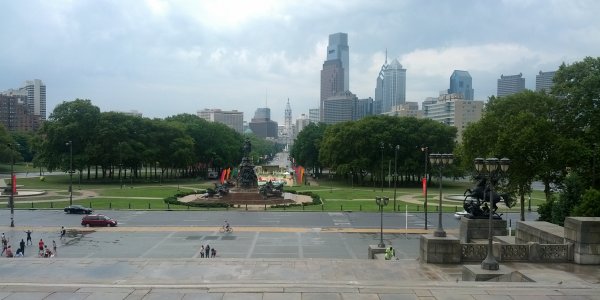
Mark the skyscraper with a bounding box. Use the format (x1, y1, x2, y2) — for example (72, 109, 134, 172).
(497, 73, 525, 97)
(448, 70, 474, 100)
(374, 51, 388, 115)
(382, 59, 406, 113)
(249, 107, 278, 139)
(197, 109, 244, 133)
(2, 79, 46, 121)
(536, 70, 556, 93)
(320, 32, 349, 121)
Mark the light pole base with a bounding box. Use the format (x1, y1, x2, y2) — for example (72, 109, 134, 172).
(481, 256, 499, 270)
(377, 243, 386, 248)
(10, 218, 14, 227)
(433, 230, 446, 238)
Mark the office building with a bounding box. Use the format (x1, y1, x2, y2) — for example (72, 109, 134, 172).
(295, 114, 311, 136)
(374, 51, 388, 115)
(382, 59, 406, 113)
(322, 91, 358, 125)
(497, 73, 525, 97)
(356, 97, 373, 120)
(448, 70, 474, 100)
(320, 32, 349, 121)
(0, 94, 41, 132)
(383, 102, 421, 118)
(423, 93, 484, 141)
(536, 70, 556, 93)
(2, 79, 46, 121)
(309, 108, 320, 124)
(248, 107, 278, 139)
(197, 109, 244, 133)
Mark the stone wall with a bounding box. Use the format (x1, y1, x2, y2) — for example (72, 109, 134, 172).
(460, 243, 571, 263)
(516, 221, 564, 244)
(564, 217, 600, 264)
(459, 218, 507, 243)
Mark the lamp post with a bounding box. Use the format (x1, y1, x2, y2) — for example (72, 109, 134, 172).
(421, 146, 429, 230)
(393, 145, 399, 212)
(66, 141, 73, 206)
(429, 153, 453, 237)
(375, 196, 389, 248)
(475, 157, 510, 270)
(380, 142, 384, 192)
(8, 143, 16, 227)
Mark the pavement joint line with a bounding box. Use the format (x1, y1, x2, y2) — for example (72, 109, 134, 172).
(0, 226, 432, 234)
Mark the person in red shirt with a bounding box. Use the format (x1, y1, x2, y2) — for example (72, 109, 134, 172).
(38, 239, 44, 256)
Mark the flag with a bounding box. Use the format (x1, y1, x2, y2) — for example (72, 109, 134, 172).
(12, 174, 17, 194)
(220, 169, 227, 184)
(226, 168, 231, 180)
(422, 177, 427, 197)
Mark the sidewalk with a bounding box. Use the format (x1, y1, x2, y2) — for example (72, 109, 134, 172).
(0, 258, 598, 299)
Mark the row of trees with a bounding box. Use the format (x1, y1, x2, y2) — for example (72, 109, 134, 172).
(1, 99, 280, 181)
(291, 57, 600, 222)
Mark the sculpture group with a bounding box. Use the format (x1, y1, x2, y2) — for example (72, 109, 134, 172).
(463, 177, 515, 219)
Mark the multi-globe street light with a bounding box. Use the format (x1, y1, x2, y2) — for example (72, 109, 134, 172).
(66, 141, 73, 206)
(474, 157, 510, 271)
(375, 196, 389, 248)
(393, 145, 399, 212)
(429, 153, 453, 238)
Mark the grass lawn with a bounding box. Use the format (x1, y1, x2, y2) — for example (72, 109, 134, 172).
(2, 172, 551, 213)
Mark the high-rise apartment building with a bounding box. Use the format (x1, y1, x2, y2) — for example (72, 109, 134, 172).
(448, 70, 474, 100)
(295, 114, 311, 136)
(423, 93, 484, 141)
(536, 70, 556, 93)
(0, 79, 45, 131)
(320, 33, 349, 121)
(248, 107, 278, 139)
(197, 109, 244, 133)
(382, 59, 406, 113)
(497, 73, 525, 97)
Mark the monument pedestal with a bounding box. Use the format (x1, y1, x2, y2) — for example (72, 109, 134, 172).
(368, 245, 386, 259)
(460, 217, 507, 243)
(419, 234, 461, 264)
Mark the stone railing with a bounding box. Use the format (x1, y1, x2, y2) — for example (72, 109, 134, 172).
(460, 243, 572, 263)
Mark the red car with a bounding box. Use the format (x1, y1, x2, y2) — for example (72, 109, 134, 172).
(81, 214, 118, 227)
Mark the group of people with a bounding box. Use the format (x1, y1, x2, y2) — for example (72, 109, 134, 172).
(1, 227, 66, 258)
(199, 244, 217, 258)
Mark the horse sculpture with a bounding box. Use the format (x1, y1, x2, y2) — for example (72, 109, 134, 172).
(463, 177, 515, 219)
(259, 180, 283, 199)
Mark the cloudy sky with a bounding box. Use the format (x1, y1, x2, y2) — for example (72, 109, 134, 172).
(1, 0, 599, 123)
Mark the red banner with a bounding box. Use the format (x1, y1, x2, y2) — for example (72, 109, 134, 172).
(421, 177, 427, 196)
(12, 174, 17, 194)
(219, 169, 226, 184)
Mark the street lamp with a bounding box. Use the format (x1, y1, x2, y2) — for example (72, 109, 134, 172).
(475, 157, 510, 270)
(393, 145, 399, 212)
(66, 141, 73, 206)
(429, 153, 453, 237)
(375, 196, 389, 248)
(380, 142, 384, 192)
(421, 146, 429, 230)
(8, 143, 17, 227)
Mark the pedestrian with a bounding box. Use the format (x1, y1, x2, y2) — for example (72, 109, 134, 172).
(60, 227, 66, 239)
(52, 240, 57, 255)
(1, 236, 8, 256)
(200, 245, 204, 258)
(5, 245, 13, 258)
(25, 230, 32, 245)
(385, 246, 395, 260)
(205, 245, 210, 258)
(38, 239, 44, 256)
(19, 239, 25, 256)
(211, 247, 216, 258)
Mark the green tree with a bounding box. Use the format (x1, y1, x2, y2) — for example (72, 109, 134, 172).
(572, 188, 600, 217)
(538, 173, 585, 225)
(290, 123, 327, 176)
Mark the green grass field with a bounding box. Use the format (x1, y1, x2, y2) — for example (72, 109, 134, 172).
(2, 172, 548, 212)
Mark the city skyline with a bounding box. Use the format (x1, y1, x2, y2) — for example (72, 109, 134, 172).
(1, 0, 598, 123)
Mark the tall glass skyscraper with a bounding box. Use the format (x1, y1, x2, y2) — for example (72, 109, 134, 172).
(448, 70, 474, 100)
(382, 59, 406, 113)
(320, 32, 349, 121)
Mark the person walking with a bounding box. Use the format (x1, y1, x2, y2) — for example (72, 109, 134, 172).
(200, 245, 205, 258)
(38, 239, 44, 256)
(5, 245, 13, 258)
(19, 239, 25, 256)
(205, 245, 210, 258)
(211, 247, 216, 258)
(1, 237, 8, 256)
(25, 230, 32, 245)
(52, 240, 57, 255)
(60, 227, 66, 239)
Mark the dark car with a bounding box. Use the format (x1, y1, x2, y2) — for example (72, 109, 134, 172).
(81, 214, 117, 227)
(64, 205, 93, 214)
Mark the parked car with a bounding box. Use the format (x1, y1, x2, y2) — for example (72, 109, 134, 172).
(64, 205, 93, 214)
(81, 214, 118, 227)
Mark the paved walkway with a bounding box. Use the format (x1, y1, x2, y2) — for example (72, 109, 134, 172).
(0, 258, 598, 299)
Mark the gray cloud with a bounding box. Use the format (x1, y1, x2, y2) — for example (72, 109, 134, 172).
(1, 0, 598, 123)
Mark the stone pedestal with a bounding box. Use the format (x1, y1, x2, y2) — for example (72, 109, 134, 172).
(564, 217, 600, 265)
(419, 234, 461, 264)
(368, 245, 386, 259)
(460, 217, 507, 243)
(462, 265, 522, 281)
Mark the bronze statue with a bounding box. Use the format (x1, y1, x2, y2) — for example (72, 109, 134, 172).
(259, 180, 283, 199)
(463, 177, 514, 219)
